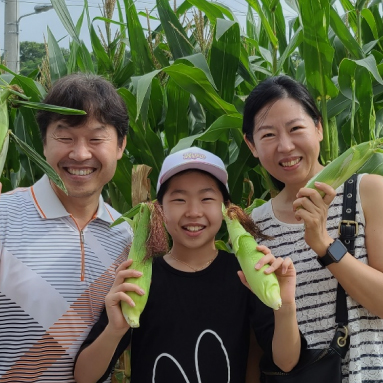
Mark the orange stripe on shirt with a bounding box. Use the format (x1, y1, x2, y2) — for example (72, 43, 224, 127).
(30, 186, 47, 218)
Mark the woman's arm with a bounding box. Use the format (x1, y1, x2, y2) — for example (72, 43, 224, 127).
(74, 259, 145, 383)
(239, 247, 300, 372)
(294, 176, 383, 318)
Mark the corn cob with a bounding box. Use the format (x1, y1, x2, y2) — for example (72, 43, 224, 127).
(223, 203, 282, 310)
(306, 138, 383, 194)
(121, 203, 153, 328)
(0, 87, 11, 176)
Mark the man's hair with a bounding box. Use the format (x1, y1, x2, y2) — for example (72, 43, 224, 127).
(36, 73, 128, 146)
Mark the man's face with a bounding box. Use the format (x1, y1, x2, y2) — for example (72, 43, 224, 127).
(43, 117, 126, 202)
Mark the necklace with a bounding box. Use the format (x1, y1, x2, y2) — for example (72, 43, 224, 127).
(168, 249, 219, 272)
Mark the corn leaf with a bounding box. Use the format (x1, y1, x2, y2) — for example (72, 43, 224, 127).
(47, 27, 68, 82)
(209, 19, 241, 104)
(156, 0, 193, 59)
(9, 131, 67, 194)
(163, 63, 238, 117)
(164, 79, 190, 151)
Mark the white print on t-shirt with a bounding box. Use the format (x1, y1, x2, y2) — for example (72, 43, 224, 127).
(152, 329, 231, 383)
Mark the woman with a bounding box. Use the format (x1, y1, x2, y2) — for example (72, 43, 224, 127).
(242, 75, 383, 383)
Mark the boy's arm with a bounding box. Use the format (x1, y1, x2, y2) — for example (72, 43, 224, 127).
(74, 259, 144, 383)
(74, 309, 131, 383)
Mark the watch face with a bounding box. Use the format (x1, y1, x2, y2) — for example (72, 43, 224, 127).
(328, 239, 347, 261)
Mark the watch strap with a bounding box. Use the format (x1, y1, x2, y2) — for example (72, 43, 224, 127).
(317, 246, 335, 267)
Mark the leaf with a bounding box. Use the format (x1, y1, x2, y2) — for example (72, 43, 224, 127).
(0, 133, 9, 176)
(47, 27, 68, 82)
(247, 0, 278, 47)
(112, 152, 134, 207)
(276, 27, 303, 73)
(209, 19, 241, 104)
(50, 0, 81, 44)
(123, 0, 155, 75)
(9, 131, 67, 194)
(164, 79, 190, 150)
(163, 63, 238, 117)
(89, 24, 113, 73)
(176, 53, 217, 89)
(329, 7, 364, 60)
(111, 203, 141, 227)
(156, 0, 193, 59)
(227, 140, 257, 204)
(299, 0, 338, 99)
(135, 70, 161, 122)
(11, 100, 86, 115)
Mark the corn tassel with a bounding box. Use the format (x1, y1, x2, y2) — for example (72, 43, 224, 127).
(306, 138, 383, 194)
(0, 87, 11, 175)
(223, 204, 282, 310)
(121, 203, 153, 328)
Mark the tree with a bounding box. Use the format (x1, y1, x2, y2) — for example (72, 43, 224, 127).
(19, 41, 69, 76)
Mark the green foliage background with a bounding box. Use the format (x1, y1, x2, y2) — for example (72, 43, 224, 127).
(2, 0, 383, 212)
(2, 1, 383, 381)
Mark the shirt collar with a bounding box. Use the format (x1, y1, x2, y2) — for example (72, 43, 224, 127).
(30, 175, 115, 223)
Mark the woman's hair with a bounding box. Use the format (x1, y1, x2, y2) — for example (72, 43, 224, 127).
(242, 75, 322, 144)
(242, 75, 322, 191)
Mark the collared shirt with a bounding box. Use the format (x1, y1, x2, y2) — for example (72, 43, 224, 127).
(0, 175, 132, 382)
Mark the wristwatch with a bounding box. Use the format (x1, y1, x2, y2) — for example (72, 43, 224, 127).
(317, 239, 348, 268)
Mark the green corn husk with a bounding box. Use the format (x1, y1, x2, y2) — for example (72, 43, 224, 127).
(0, 87, 11, 176)
(121, 203, 153, 328)
(223, 204, 282, 310)
(306, 138, 383, 194)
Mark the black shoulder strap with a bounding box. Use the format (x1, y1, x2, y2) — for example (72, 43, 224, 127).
(330, 174, 357, 357)
(336, 173, 358, 325)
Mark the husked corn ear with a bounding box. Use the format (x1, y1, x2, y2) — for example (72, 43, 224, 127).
(306, 139, 383, 194)
(223, 204, 282, 310)
(121, 203, 153, 328)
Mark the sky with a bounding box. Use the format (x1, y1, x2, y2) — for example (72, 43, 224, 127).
(1, 0, 298, 53)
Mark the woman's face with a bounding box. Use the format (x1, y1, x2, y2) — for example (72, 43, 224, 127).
(245, 98, 324, 187)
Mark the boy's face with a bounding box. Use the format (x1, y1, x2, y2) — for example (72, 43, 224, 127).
(43, 117, 126, 203)
(162, 170, 224, 253)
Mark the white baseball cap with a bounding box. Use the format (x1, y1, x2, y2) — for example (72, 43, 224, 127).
(156, 147, 229, 193)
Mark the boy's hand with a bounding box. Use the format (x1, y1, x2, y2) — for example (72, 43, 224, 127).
(238, 245, 296, 306)
(105, 259, 145, 335)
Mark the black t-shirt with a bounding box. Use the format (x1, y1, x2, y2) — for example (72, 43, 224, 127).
(77, 250, 275, 383)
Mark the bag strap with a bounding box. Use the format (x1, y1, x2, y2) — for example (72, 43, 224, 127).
(330, 174, 358, 357)
(336, 173, 358, 325)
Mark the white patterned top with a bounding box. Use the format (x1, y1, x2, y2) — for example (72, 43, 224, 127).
(251, 174, 383, 383)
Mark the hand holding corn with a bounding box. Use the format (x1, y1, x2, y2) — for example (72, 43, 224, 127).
(293, 138, 383, 254)
(223, 203, 282, 310)
(293, 182, 336, 255)
(238, 247, 296, 307)
(104, 259, 145, 335)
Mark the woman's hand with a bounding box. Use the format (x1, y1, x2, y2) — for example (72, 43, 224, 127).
(293, 182, 335, 256)
(238, 245, 296, 306)
(105, 259, 145, 336)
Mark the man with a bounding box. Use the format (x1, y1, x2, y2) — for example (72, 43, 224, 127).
(0, 73, 132, 382)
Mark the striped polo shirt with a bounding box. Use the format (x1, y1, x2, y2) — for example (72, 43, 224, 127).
(0, 175, 132, 382)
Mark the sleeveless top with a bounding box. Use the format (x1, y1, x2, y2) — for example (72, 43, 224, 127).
(251, 174, 383, 383)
